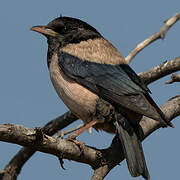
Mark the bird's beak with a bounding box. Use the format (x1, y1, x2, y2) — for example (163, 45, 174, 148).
(30, 25, 58, 37)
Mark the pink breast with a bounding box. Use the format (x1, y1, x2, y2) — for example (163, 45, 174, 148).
(49, 54, 98, 123)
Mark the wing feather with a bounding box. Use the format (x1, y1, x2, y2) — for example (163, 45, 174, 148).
(58, 51, 168, 123)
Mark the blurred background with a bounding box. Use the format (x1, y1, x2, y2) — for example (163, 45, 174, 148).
(0, 0, 179, 179)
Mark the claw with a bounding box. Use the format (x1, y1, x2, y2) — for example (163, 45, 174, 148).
(66, 137, 85, 154)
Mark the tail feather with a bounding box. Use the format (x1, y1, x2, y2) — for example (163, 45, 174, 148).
(114, 116, 150, 180)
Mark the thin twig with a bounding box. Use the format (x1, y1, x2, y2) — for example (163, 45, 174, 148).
(165, 73, 180, 84)
(125, 13, 180, 63)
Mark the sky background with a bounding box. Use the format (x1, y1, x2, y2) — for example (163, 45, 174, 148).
(0, 1, 179, 180)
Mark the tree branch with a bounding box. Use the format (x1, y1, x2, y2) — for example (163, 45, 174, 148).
(0, 112, 78, 180)
(125, 13, 180, 63)
(139, 56, 180, 85)
(165, 73, 180, 84)
(0, 96, 179, 180)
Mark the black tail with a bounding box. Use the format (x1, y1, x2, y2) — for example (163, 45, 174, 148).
(114, 115, 150, 180)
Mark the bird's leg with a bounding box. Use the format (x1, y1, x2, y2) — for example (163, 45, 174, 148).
(56, 124, 84, 139)
(68, 120, 98, 139)
(67, 120, 98, 153)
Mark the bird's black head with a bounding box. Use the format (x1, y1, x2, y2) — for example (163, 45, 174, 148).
(30, 16, 102, 47)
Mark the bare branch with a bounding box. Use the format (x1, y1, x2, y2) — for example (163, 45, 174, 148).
(126, 13, 180, 63)
(0, 112, 78, 180)
(139, 56, 180, 85)
(0, 96, 179, 180)
(165, 73, 180, 84)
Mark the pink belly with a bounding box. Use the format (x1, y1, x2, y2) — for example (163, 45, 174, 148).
(49, 54, 98, 123)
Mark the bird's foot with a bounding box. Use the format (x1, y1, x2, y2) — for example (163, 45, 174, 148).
(67, 135, 85, 153)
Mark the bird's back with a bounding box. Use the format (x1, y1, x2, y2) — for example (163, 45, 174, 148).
(61, 38, 126, 65)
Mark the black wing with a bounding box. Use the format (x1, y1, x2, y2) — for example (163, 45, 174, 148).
(58, 52, 168, 123)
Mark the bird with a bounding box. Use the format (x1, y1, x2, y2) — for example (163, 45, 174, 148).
(30, 16, 173, 180)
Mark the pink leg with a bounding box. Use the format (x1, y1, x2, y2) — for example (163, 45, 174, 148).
(68, 120, 97, 139)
